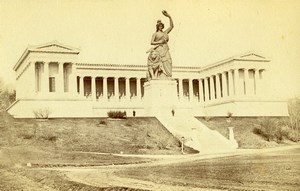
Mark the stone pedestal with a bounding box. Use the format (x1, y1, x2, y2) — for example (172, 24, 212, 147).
(144, 79, 178, 116)
(228, 126, 239, 148)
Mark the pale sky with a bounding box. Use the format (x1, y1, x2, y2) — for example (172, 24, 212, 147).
(0, 0, 299, 98)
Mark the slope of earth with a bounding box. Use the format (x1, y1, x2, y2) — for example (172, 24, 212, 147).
(0, 111, 196, 168)
(197, 117, 296, 148)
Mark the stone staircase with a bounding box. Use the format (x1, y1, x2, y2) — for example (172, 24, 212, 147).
(156, 114, 238, 153)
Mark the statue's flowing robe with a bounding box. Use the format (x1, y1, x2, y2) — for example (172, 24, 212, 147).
(152, 32, 172, 77)
(155, 43, 172, 77)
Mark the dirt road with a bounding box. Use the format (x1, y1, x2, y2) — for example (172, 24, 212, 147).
(57, 145, 300, 191)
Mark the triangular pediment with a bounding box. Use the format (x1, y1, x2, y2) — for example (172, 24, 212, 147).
(237, 52, 268, 60)
(14, 41, 80, 71)
(29, 41, 80, 53)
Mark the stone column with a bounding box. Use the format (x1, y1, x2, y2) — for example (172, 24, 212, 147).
(35, 63, 39, 92)
(199, 79, 204, 102)
(58, 63, 64, 93)
(69, 64, 76, 94)
(254, 69, 260, 95)
(222, 72, 228, 98)
(259, 69, 266, 95)
(233, 69, 240, 96)
(91, 76, 96, 100)
(43, 62, 49, 93)
(228, 70, 234, 97)
(204, 77, 210, 101)
(114, 77, 119, 101)
(80, 76, 84, 97)
(216, 74, 221, 99)
(188, 79, 193, 102)
(178, 78, 183, 101)
(136, 77, 141, 100)
(103, 77, 108, 100)
(244, 68, 249, 95)
(125, 77, 130, 101)
(210, 76, 215, 100)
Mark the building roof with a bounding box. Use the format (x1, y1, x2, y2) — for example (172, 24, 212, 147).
(13, 41, 269, 73)
(200, 52, 270, 71)
(13, 41, 80, 71)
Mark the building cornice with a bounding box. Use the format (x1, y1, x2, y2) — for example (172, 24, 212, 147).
(13, 42, 80, 71)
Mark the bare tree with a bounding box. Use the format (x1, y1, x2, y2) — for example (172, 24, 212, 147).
(288, 97, 300, 136)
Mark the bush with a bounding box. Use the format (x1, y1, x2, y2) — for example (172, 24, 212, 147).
(286, 131, 300, 142)
(21, 133, 34, 140)
(204, 116, 213, 122)
(33, 108, 51, 119)
(288, 97, 300, 138)
(99, 120, 106, 125)
(107, 111, 127, 119)
(227, 111, 233, 118)
(253, 118, 299, 143)
(40, 135, 57, 142)
(0, 88, 16, 111)
(125, 122, 132, 127)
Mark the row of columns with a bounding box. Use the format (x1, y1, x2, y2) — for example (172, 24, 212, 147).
(37, 62, 265, 103)
(78, 76, 143, 101)
(177, 68, 264, 102)
(36, 62, 71, 93)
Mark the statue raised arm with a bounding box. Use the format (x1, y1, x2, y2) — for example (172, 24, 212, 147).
(147, 10, 173, 80)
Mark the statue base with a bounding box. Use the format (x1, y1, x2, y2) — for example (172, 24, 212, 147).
(143, 79, 178, 116)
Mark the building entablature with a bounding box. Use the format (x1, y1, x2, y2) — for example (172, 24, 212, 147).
(14, 41, 80, 72)
(198, 52, 269, 79)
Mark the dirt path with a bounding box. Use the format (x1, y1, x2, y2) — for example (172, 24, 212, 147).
(0, 169, 56, 191)
(50, 145, 300, 191)
(66, 168, 220, 191)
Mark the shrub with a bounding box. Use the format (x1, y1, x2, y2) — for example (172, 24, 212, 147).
(286, 131, 300, 142)
(0, 80, 16, 111)
(227, 111, 233, 118)
(107, 111, 127, 119)
(33, 108, 51, 119)
(156, 137, 172, 150)
(253, 118, 299, 143)
(40, 135, 57, 142)
(287, 97, 300, 140)
(204, 116, 213, 122)
(21, 133, 34, 140)
(99, 120, 106, 125)
(125, 122, 132, 127)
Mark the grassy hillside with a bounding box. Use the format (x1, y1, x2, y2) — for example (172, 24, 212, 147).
(0, 111, 197, 167)
(197, 117, 296, 148)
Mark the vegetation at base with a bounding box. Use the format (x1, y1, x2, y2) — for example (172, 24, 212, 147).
(0, 78, 15, 111)
(253, 118, 299, 143)
(199, 96, 300, 147)
(107, 110, 127, 119)
(253, 97, 300, 143)
(33, 107, 51, 119)
(0, 111, 196, 168)
(288, 97, 300, 137)
(99, 120, 107, 125)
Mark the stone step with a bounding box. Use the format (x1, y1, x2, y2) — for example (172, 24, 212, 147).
(156, 115, 238, 153)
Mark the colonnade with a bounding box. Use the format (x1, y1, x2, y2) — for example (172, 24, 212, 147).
(35, 61, 265, 103)
(176, 68, 265, 103)
(35, 62, 75, 93)
(77, 76, 145, 101)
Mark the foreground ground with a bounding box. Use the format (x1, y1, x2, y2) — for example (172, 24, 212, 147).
(116, 146, 300, 190)
(1, 145, 299, 191)
(0, 111, 197, 168)
(0, 111, 299, 190)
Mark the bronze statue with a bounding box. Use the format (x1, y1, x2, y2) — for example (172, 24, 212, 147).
(147, 10, 174, 80)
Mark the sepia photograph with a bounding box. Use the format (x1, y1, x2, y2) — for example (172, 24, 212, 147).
(0, 0, 299, 190)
